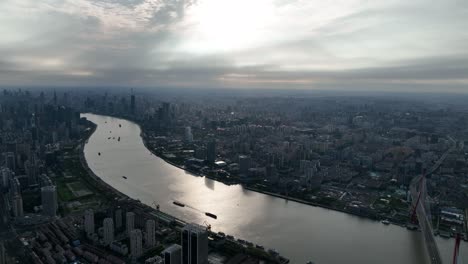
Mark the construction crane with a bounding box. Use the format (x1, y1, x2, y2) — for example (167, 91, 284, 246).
(152, 201, 160, 211)
(203, 221, 212, 231)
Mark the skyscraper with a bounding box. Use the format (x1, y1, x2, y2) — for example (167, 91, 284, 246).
(162, 102, 170, 118)
(25, 158, 37, 186)
(84, 209, 95, 235)
(181, 223, 208, 264)
(103, 218, 114, 245)
(11, 194, 23, 217)
(162, 244, 182, 264)
(130, 93, 136, 115)
(145, 219, 156, 248)
(126, 212, 135, 235)
(0, 242, 6, 264)
(41, 185, 57, 217)
(3, 152, 15, 172)
(115, 208, 123, 229)
(185, 127, 193, 143)
(130, 229, 143, 258)
(53, 90, 57, 105)
(9, 177, 20, 195)
(0, 167, 12, 189)
(206, 139, 216, 163)
(239, 155, 251, 176)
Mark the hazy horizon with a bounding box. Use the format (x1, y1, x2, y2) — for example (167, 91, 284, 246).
(1, 0, 467, 92)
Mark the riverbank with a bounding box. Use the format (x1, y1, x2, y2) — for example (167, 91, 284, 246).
(93, 113, 414, 227)
(243, 186, 378, 219)
(79, 114, 291, 264)
(78, 121, 131, 201)
(140, 130, 385, 222)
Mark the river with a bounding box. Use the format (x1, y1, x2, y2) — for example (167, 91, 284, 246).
(82, 113, 467, 264)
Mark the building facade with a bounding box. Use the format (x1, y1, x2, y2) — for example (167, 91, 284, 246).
(162, 244, 182, 264)
(84, 209, 95, 235)
(126, 212, 135, 235)
(103, 218, 114, 245)
(145, 219, 156, 248)
(181, 223, 208, 264)
(41, 185, 57, 217)
(130, 229, 143, 258)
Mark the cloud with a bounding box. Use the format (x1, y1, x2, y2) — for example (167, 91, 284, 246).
(0, 0, 467, 92)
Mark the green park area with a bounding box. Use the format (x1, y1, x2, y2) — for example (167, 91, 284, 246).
(54, 147, 109, 213)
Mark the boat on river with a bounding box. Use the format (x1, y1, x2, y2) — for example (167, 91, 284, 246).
(205, 212, 217, 219)
(173, 201, 185, 207)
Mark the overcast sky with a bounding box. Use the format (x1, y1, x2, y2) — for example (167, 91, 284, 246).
(0, 0, 467, 92)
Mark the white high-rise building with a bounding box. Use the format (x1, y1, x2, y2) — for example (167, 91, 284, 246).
(41, 185, 57, 217)
(145, 219, 156, 248)
(103, 218, 114, 245)
(84, 209, 95, 235)
(185, 127, 193, 142)
(126, 212, 135, 235)
(130, 229, 143, 258)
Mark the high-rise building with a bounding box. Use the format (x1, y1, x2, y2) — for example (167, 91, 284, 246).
(185, 127, 193, 143)
(145, 219, 156, 248)
(3, 152, 15, 172)
(181, 223, 208, 264)
(11, 194, 23, 217)
(41, 185, 57, 217)
(206, 139, 216, 163)
(239, 155, 251, 176)
(160, 102, 171, 125)
(38, 174, 53, 187)
(53, 90, 57, 105)
(0, 241, 6, 264)
(130, 229, 143, 258)
(115, 208, 123, 229)
(266, 164, 279, 183)
(103, 218, 114, 245)
(126, 212, 135, 235)
(84, 209, 95, 235)
(25, 158, 38, 186)
(162, 244, 182, 264)
(130, 93, 136, 115)
(9, 177, 20, 195)
(0, 167, 12, 189)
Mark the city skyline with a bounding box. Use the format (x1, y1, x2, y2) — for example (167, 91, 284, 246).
(0, 0, 467, 92)
(0, 89, 467, 263)
(0, 1, 467, 263)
